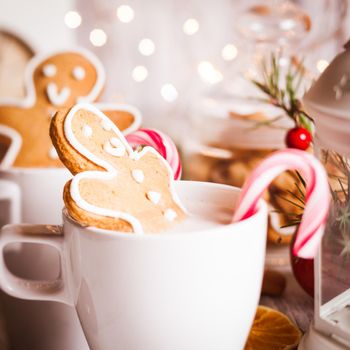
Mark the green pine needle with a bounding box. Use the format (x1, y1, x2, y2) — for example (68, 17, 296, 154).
(251, 53, 314, 130)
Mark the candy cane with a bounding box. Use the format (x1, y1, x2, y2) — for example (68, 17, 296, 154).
(233, 149, 330, 259)
(126, 128, 182, 180)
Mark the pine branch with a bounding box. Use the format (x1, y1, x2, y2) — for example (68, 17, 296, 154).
(251, 53, 314, 130)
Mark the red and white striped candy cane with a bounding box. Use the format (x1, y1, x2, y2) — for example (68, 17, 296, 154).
(126, 128, 182, 180)
(233, 149, 330, 259)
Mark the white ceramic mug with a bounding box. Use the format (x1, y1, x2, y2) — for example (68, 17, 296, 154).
(0, 168, 70, 225)
(0, 168, 89, 350)
(0, 181, 268, 350)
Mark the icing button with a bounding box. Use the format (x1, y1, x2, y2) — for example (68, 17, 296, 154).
(146, 191, 161, 204)
(132, 169, 144, 183)
(164, 209, 177, 221)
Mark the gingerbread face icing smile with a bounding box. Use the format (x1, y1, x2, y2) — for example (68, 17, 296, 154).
(0, 49, 105, 168)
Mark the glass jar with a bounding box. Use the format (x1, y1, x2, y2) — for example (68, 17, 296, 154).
(319, 150, 350, 304)
(301, 42, 350, 348)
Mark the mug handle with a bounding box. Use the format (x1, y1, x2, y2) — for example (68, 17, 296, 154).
(0, 224, 73, 306)
(0, 179, 21, 224)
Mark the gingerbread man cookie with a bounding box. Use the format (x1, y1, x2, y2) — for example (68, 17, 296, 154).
(0, 49, 141, 168)
(50, 103, 186, 233)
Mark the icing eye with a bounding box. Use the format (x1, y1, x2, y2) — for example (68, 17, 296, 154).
(72, 66, 86, 80)
(43, 64, 57, 77)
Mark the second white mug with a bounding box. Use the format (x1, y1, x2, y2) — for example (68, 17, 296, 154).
(0, 167, 89, 350)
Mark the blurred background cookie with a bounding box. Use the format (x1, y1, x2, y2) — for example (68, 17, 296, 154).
(0, 29, 34, 100)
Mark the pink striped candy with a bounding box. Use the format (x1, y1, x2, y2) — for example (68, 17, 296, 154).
(233, 149, 330, 259)
(126, 128, 182, 180)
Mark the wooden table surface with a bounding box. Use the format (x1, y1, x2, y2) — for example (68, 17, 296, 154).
(260, 269, 314, 333)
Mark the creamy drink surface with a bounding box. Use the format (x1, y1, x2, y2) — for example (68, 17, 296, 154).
(77, 182, 238, 234)
(73, 205, 234, 234)
(164, 200, 234, 234)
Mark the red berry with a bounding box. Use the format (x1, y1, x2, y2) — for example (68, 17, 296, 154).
(290, 236, 314, 297)
(290, 250, 314, 297)
(285, 127, 312, 150)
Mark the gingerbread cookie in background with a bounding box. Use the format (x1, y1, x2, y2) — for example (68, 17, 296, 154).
(50, 103, 186, 233)
(0, 29, 35, 100)
(0, 49, 141, 169)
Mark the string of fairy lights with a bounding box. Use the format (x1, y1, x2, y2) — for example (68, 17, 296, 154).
(64, 5, 329, 104)
(63, 5, 239, 103)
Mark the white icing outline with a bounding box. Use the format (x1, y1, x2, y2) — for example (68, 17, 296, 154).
(110, 137, 122, 147)
(63, 103, 186, 234)
(104, 139, 126, 157)
(101, 119, 112, 131)
(164, 208, 177, 221)
(71, 171, 144, 234)
(93, 103, 142, 135)
(0, 47, 106, 166)
(0, 125, 22, 169)
(46, 83, 71, 106)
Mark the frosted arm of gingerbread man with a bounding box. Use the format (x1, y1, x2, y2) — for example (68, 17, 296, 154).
(50, 103, 186, 233)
